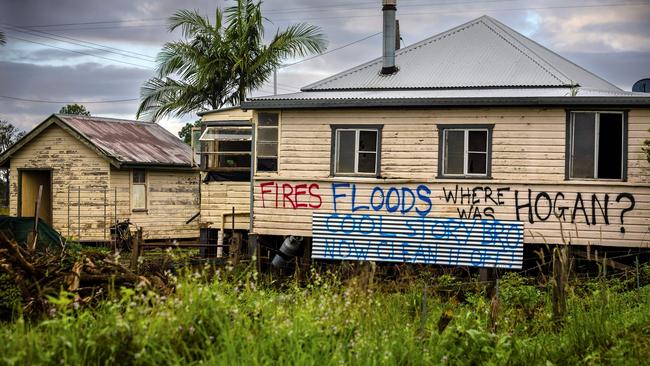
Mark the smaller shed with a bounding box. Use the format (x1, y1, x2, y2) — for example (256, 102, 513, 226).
(0, 114, 200, 242)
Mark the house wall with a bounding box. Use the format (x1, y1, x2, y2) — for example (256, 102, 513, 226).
(9, 124, 111, 240)
(110, 168, 200, 240)
(252, 108, 650, 247)
(200, 179, 250, 231)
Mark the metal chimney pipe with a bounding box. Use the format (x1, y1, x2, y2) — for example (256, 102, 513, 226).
(381, 0, 397, 75)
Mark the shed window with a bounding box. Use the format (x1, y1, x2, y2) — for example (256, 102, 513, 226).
(332, 125, 382, 176)
(256, 113, 279, 172)
(568, 111, 624, 180)
(132, 169, 147, 211)
(199, 126, 252, 171)
(438, 125, 493, 178)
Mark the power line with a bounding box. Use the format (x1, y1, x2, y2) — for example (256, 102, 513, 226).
(1, 24, 156, 63)
(0, 95, 139, 104)
(4, 35, 152, 69)
(280, 32, 381, 68)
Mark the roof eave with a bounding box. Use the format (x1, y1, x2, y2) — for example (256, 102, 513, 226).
(243, 96, 650, 109)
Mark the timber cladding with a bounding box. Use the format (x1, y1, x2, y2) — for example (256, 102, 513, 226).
(200, 180, 250, 230)
(251, 108, 650, 247)
(8, 123, 200, 241)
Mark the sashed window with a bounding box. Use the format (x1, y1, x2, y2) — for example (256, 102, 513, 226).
(132, 169, 147, 211)
(331, 125, 382, 176)
(199, 126, 252, 171)
(256, 112, 279, 172)
(438, 125, 493, 178)
(568, 111, 625, 180)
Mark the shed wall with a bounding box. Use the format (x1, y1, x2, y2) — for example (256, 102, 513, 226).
(110, 168, 200, 240)
(9, 124, 111, 240)
(200, 179, 250, 231)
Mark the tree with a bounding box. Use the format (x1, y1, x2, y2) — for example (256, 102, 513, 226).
(0, 120, 25, 204)
(0, 31, 5, 45)
(136, 0, 326, 121)
(0, 120, 24, 153)
(178, 120, 203, 144)
(59, 104, 91, 116)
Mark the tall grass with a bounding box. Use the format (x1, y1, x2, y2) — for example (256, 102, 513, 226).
(1, 266, 649, 366)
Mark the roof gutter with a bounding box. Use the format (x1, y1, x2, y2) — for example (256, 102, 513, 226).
(243, 96, 650, 109)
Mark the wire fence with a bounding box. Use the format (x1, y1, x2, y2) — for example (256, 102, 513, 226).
(66, 186, 119, 242)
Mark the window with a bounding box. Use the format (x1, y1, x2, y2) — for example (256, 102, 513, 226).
(199, 125, 252, 171)
(190, 126, 202, 166)
(568, 111, 625, 180)
(132, 169, 147, 211)
(331, 125, 382, 176)
(437, 124, 493, 178)
(256, 112, 279, 172)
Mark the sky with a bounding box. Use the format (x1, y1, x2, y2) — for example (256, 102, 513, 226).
(0, 0, 649, 136)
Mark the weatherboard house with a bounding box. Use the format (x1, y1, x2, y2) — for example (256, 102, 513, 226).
(0, 114, 200, 242)
(241, 12, 650, 268)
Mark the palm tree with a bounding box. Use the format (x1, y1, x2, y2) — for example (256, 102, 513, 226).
(137, 0, 326, 121)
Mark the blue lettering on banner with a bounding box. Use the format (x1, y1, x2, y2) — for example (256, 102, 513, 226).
(312, 213, 524, 269)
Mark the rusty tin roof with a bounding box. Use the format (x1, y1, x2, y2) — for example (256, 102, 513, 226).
(0, 114, 194, 169)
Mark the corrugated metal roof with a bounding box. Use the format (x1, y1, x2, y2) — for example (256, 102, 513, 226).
(57, 114, 193, 167)
(244, 87, 650, 109)
(300, 15, 621, 92)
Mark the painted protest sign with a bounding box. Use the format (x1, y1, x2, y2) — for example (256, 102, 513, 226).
(311, 212, 524, 269)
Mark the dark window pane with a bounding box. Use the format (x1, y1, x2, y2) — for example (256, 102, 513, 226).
(257, 127, 278, 142)
(219, 141, 251, 152)
(257, 158, 277, 172)
(258, 113, 278, 126)
(132, 169, 146, 183)
(358, 153, 376, 173)
(359, 130, 377, 152)
(571, 112, 596, 178)
(598, 113, 623, 179)
(336, 130, 356, 173)
(444, 130, 464, 175)
(468, 130, 487, 152)
(467, 153, 487, 174)
(219, 154, 251, 168)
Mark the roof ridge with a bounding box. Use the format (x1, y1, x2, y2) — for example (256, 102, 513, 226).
(479, 16, 571, 86)
(303, 16, 488, 91)
(482, 16, 622, 91)
(56, 114, 155, 124)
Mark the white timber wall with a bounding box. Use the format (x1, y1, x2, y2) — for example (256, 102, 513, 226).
(252, 108, 650, 247)
(9, 124, 111, 240)
(110, 168, 200, 240)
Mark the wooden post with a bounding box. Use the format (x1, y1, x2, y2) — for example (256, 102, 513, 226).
(29, 185, 43, 251)
(131, 227, 143, 271)
(77, 187, 81, 239)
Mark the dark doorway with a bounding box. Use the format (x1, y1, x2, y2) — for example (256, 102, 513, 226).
(19, 170, 52, 226)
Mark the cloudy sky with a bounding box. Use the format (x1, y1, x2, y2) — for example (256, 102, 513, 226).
(0, 0, 649, 136)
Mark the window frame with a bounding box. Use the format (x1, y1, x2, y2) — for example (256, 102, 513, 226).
(199, 121, 252, 172)
(437, 124, 494, 179)
(255, 111, 280, 174)
(565, 110, 628, 181)
(330, 124, 383, 177)
(131, 169, 147, 212)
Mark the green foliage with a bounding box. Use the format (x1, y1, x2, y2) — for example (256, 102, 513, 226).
(136, 0, 327, 121)
(58, 104, 91, 116)
(1, 269, 650, 365)
(0, 273, 22, 320)
(178, 120, 202, 144)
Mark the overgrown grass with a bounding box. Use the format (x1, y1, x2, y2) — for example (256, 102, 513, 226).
(1, 264, 649, 366)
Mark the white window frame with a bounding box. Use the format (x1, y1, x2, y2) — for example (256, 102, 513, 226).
(255, 112, 280, 173)
(199, 126, 252, 171)
(333, 128, 380, 176)
(569, 111, 625, 181)
(441, 128, 489, 177)
(131, 169, 147, 212)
